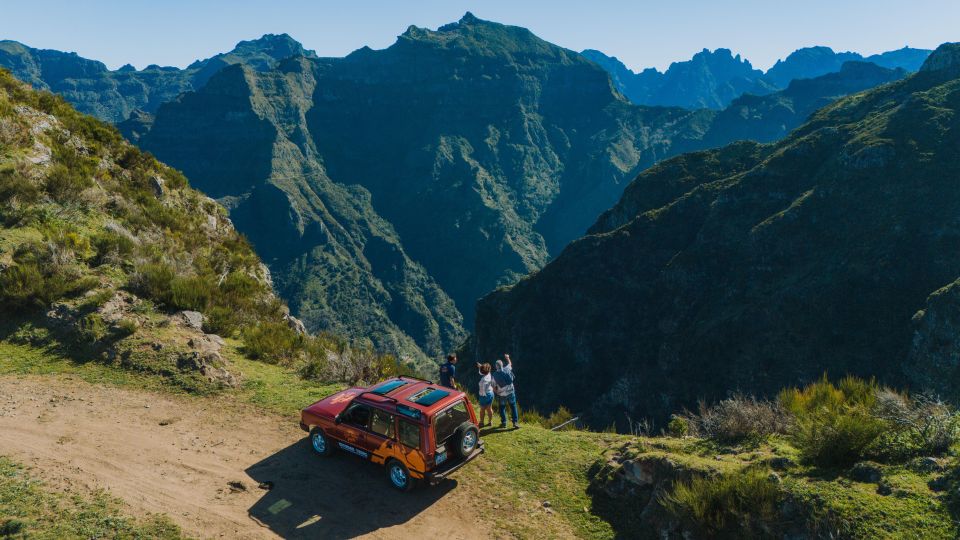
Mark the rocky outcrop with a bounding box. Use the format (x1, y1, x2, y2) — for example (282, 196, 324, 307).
(906, 278, 960, 401)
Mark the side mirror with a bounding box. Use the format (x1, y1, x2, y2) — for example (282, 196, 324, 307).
(334, 414, 342, 425)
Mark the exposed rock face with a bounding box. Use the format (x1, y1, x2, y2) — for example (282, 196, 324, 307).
(906, 279, 960, 401)
(469, 42, 960, 427)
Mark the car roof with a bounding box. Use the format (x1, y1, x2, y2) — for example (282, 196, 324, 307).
(355, 377, 464, 419)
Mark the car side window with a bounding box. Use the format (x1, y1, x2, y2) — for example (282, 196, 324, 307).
(369, 408, 394, 438)
(434, 400, 470, 444)
(398, 420, 421, 450)
(344, 404, 371, 428)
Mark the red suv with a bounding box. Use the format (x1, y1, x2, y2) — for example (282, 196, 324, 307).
(300, 376, 484, 491)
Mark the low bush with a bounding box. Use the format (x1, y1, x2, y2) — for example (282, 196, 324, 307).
(242, 322, 304, 364)
(868, 389, 960, 460)
(668, 416, 690, 437)
(169, 275, 213, 311)
(780, 376, 888, 467)
(685, 395, 791, 443)
(77, 313, 108, 344)
(660, 466, 782, 535)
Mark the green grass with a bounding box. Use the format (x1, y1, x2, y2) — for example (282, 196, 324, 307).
(0, 456, 183, 539)
(462, 425, 630, 538)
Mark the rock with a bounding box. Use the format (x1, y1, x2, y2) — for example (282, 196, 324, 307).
(542, 501, 551, 508)
(176, 350, 240, 388)
(285, 314, 308, 336)
(257, 481, 274, 491)
(177, 311, 204, 330)
(149, 175, 165, 198)
(849, 462, 883, 484)
(910, 457, 944, 473)
(767, 456, 796, 470)
(876, 480, 893, 496)
(188, 335, 223, 354)
(928, 475, 950, 492)
(227, 480, 247, 492)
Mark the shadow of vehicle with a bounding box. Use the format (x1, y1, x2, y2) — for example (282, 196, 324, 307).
(246, 437, 456, 539)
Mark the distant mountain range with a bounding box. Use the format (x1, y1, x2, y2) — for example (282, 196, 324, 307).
(468, 43, 960, 427)
(0, 33, 316, 122)
(583, 45, 931, 109)
(0, 14, 920, 363)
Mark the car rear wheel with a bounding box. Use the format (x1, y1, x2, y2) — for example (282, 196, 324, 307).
(453, 422, 480, 458)
(386, 459, 415, 492)
(309, 427, 333, 457)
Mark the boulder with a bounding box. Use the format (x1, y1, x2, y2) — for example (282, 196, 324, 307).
(177, 310, 204, 330)
(285, 314, 308, 336)
(849, 462, 883, 483)
(149, 175, 165, 198)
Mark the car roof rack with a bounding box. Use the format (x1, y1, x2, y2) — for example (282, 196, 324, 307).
(357, 391, 398, 404)
(398, 374, 435, 385)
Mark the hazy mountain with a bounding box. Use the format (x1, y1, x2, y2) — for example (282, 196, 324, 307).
(586, 45, 931, 109)
(469, 43, 960, 427)
(0, 34, 316, 122)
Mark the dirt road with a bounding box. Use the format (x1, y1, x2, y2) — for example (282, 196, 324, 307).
(0, 375, 490, 539)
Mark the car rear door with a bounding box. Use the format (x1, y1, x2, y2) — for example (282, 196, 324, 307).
(395, 418, 427, 477)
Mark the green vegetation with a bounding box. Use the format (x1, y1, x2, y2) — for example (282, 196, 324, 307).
(590, 376, 960, 538)
(660, 466, 782, 536)
(0, 456, 183, 539)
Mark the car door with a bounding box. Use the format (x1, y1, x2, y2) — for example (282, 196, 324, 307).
(396, 418, 427, 477)
(335, 403, 372, 458)
(362, 407, 396, 465)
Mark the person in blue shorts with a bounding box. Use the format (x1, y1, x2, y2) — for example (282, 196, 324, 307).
(439, 354, 458, 388)
(475, 362, 495, 427)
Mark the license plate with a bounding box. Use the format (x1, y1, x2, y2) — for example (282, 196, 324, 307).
(435, 451, 447, 465)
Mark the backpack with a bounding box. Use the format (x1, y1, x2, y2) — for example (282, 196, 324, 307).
(492, 369, 513, 387)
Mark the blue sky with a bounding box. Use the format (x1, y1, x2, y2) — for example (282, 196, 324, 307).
(2, 0, 958, 72)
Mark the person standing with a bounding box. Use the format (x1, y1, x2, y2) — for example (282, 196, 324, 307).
(476, 362, 495, 427)
(439, 354, 458, 389)
(492, 354, 518, 428)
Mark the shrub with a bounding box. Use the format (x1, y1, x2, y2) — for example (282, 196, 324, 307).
(0, 263, 45, 309)
(685, 395, 791, 443)
(77, 313, 107, 344)
(132, 262, 175, 304)
(660, 467, 782, 535)
(868, 389, 960, 460)
(44, 163, 93, 202)
(668, 416, 690, 437)
(114, 318, 138, 338)
(90, 230, 135, 265)
(242, 322, 303, 364)
(169, 275, 213, 311)
(203, 306, 242, 337)
(780, 376, 888, 467)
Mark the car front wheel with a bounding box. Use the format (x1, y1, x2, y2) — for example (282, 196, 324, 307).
(386, 459, 416, 492)
(309, 427, 333, 457)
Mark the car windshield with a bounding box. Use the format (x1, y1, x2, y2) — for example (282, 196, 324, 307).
(434, 401, 469, 445)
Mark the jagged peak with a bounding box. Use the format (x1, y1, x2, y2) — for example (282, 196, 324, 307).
(920, 42, 960, 76)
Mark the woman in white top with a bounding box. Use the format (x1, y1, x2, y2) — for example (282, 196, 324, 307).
(476, 362, 495, 427)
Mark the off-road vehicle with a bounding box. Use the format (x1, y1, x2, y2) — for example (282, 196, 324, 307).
(300, 376, 484, 491)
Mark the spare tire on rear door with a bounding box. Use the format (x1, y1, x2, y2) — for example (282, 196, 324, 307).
(452, 422, 479, 458)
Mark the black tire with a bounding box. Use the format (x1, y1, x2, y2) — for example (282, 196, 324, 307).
(386, 459, 416, 492)
(452, 422, 480, 458)
(309, 427, 333, 457)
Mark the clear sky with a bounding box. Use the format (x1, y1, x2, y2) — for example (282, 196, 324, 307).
(1, 0, 958, 73)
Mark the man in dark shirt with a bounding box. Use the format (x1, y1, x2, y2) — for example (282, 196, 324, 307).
(439, 354, 458, 388)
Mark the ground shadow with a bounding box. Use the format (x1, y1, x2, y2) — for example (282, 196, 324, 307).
(246, 438, 457, 539)
(479, 426, 518, 437)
